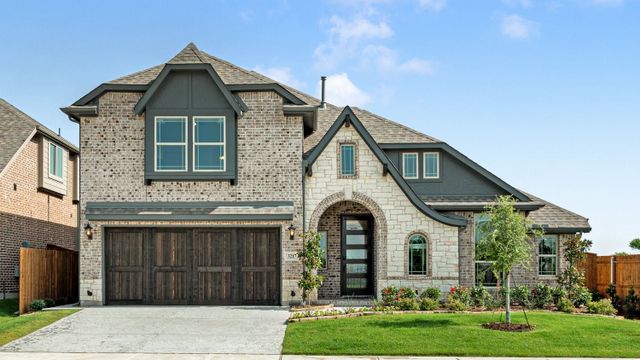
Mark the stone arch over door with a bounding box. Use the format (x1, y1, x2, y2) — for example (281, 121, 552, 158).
(308, 191, 388, 295)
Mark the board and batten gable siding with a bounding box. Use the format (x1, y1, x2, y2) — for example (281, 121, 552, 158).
(78, 90, 305, 305)
(304, 124, 460, 294)
(39, 136, 69, 196)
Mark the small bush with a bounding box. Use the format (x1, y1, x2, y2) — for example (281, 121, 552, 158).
(553, 287, 567, 306)
(381, 286, 417, 307)
(469, 286, 490, 307)
(29, 299, 46, 311)
(44, 298, 56, 308)
(445, 294, 468, 312)
(591, 288, 605, 302)
(530, 283, 554, 309)
(557, 297, 575, 313)
(421, 287, 441, 301)
(419, 298, 439, 311)
(511, 285, 530, 306)
(449, 286, 470, 306)
(571, 286, 592, 307)
(587, 299, 617, 315)
(484, 295, 502, 310)
(396, 297, 420, 311)
(623, 287, 640, 319)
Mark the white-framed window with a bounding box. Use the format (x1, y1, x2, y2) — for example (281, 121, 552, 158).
(154, 116, 188, 171)
(402, 153, 418, 179)
(340, 144, 356, 176)
(423, 152, 440, 179)
(538, 235, 558, 276)
(408, 234, 427, 275)
(193, 116, 225, 172)
(318, 231, 328, 269)
(474, 214, 500, 287)
(48, 142, 64, 180)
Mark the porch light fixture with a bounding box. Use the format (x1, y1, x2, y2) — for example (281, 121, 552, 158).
(288, 224, 296, 240)
(84, 223, 93, 239)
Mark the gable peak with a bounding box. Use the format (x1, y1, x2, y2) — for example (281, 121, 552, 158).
(168, 42, 208, 64)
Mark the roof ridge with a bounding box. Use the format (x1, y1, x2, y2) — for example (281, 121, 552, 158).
(352, 106, 442, 143)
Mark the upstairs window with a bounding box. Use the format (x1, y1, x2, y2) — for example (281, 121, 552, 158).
(408, 234, 427, 275)
(48, 142, 63, 179)
(538, 235, 558, 276)
(424, 152, 440, 179)
(155, 117, 187, 171)
(340, 144, 356, 177)
(194, 117, 225, 171)
(402, 153, 418, 179)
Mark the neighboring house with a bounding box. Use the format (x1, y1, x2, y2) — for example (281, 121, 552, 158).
(63, 43, 590, 306)
(0, 99, 79, 297)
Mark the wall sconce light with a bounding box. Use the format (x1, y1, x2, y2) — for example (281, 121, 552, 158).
(84, 223, 93, 239)
(288, 224, 296, 240)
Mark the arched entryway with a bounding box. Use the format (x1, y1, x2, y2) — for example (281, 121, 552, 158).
(308, 192, 387, 300)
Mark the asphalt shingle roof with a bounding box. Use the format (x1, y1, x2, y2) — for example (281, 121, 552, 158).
(0, 98, 78, 174)
(525, 193, 591, 230)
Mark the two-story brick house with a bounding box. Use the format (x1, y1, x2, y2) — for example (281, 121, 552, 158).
(63, 43, 590, 306)
(0, 98, 79, 297)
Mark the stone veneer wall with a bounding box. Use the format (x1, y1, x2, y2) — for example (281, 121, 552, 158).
(453, 210, 570, 288)
(305, 124, 460, 297)
(317, 201, 371, 299)
(78, 90, 304, 305)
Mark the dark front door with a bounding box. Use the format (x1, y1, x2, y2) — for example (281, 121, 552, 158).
(341, 215, 374, 296)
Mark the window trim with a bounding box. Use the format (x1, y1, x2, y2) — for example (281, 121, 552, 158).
(408, 233, 428, 275)
(423, 151, 440, 179)
(402, 152, 419, 179)
(154, 116, 188, 172)
(538, 234, 559, 276)
(192, 116, 226, 172)
(339, 143, 356, 177)
(48, 142, 64, 182)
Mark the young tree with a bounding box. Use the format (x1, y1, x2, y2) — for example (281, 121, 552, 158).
(557, 233, 592, 304)
(630, 238, 640, 251)
(297, 231, 325, 306)
(477, 195, 543, 324)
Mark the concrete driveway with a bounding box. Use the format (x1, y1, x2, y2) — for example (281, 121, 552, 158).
(1, 306, 290, 355)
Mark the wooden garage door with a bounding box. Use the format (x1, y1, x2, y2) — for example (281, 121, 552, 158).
(104, 228, 280, 305)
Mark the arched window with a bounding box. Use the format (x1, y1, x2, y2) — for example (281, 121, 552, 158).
(408, 234, 427, 275)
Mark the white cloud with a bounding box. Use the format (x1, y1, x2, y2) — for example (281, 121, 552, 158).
(501, 14, 540, 39)
(418, 0, 447, 11)
(502, 0, 533, 7)
(361, 45, 434, 74)
(253, 66, 304, 88)
(316, 73, 371, 107)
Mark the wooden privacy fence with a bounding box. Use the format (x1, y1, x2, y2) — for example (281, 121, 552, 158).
(583, 253, 640, 298)
(19, 247, 78, 314)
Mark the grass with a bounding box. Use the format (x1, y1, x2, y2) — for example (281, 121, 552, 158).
(283, 311, 640, 358)
(0, 298, 78, 346)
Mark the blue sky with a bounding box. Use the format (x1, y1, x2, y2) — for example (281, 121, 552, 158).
(0, 0, 638, 254)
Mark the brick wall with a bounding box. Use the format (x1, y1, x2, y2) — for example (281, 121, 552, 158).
(78, 90, 304, 305)
(305, 124, 460, 297)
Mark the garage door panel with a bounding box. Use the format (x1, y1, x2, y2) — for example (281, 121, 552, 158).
(105, 229, 145, 304)
(240, 229, 279, 305)
(194, 230, 234, 304)
(150, 230, 191, 304)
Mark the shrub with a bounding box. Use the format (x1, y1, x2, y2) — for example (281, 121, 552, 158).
(44, 298, 56, 308)
(553, 287, 567, 306)
(623, 287, 640, 319)
(484, 294, 502, 310)
(531, 283, 554, 309)
(449, 286, 470, 306)
(469, 286, 490, 307)
(511, 285, 530, 306)
(419, 298, 439, 311)
(445, 295, 468, 312)
(421, 287, 441, 301)
(570, 286, 592, 307)
(591, 288, 605, 301)
(557, 297, 575, 313)
(381, 286, 416, 307)
(606, 283, 621, 311)
(396, 297, 420, 311)
(29, 299, 46, 311)
(586, 299, 617, 315)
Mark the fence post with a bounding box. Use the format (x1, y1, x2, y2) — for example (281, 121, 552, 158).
(610, 256, 615, 286)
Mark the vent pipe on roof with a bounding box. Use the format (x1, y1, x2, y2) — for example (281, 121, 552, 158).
(320, 76, 327, 109)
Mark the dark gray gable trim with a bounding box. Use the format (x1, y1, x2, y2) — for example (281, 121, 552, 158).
(303, 107, 467, 227)
(533, 225, 592, 234)
(428, 203, 544, 211)
(73, 84, 150, 106)
(380, 143, 530, 202)
(134, 64, 245, 115)
(227, 84, 306, 105)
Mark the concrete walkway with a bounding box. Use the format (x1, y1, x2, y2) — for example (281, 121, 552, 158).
(0, 306, 289, 354)
(0, 354, 629, 360)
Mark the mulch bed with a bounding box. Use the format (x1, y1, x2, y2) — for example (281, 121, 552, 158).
(482, 322, 535, 332)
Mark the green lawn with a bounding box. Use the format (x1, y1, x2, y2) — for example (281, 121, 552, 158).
(284, 311, 640, 358)
(0, 299, 78, 346)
